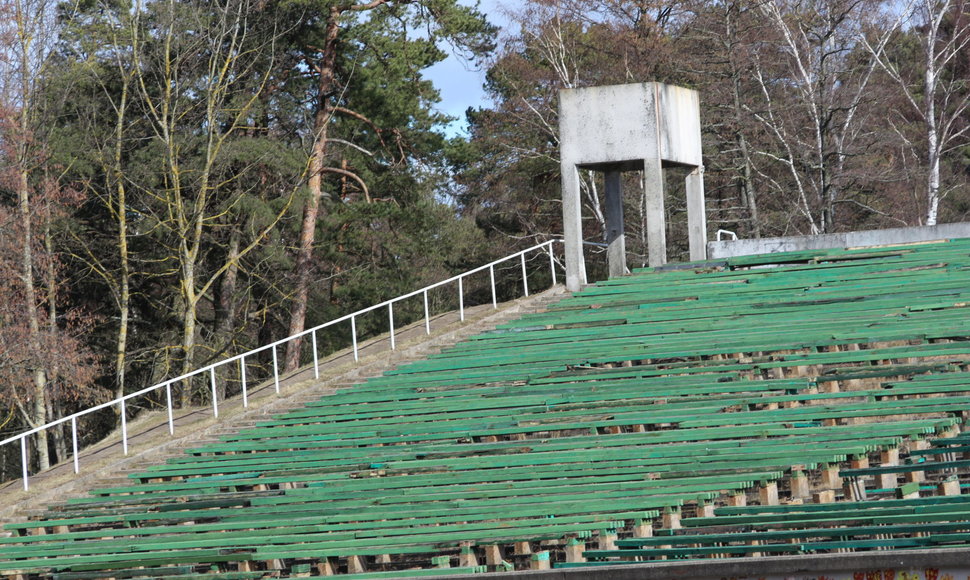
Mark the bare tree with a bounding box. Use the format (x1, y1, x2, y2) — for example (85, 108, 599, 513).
(865, 0, 970, 224)
(746, 0, 901, 233)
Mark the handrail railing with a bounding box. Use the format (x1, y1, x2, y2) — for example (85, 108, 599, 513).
(2, 239, 563, 491)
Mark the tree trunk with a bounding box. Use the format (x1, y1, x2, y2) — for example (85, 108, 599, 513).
(214, 226, 241, 400)
(285, 11, 341, 372)
(19, 169, 50, 471)
(731, 70, 760, 238)
(113, 80, 131, 411)
(925, 64, 940, 225)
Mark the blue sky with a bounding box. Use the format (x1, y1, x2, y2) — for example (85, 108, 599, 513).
(424, 0, 517, 137)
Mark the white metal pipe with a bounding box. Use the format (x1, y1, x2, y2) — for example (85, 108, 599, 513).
(166, 382, 174, 435)
(121, 399, 128, 456)
(210, 367, 219, 418)
(549, 242, 557, 286)
(521, 253, 530, 297)
(389, 302, 396, 351)
(351, 315, 359, 362)
(312, 329, 320, 379)
(72, 416, 79, 474)
(458, 276, 464, 322)
(272, 346, 280, 394)
(0, 240, 568, 490)
(240, 358, 248, 408)
(490, 265, 497, 308)
(423, 290, 430, 335)
(21, 436, 28, 491)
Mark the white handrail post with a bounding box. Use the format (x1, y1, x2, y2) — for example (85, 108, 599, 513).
(210, 367, 219, 418)
(312, 329, 320, 380)
(165, 381, 174, 435)
(120, 399, 128, 456)
(489, 264, 497, 309)
(388, 302, 396, 351)
(71, 416, 79, 474)
(548, 242, 557, 286)
(458, 276, 465, 322)
(521, 252, 530, 297)
(21, 436, 28, 491)
(272, 345, 280, 394)
(240, 357, 248, 408)
(423, 289, 430, 335)
(351, 315, 359, 362)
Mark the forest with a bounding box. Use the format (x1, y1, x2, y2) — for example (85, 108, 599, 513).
(0, 0, 967, 477)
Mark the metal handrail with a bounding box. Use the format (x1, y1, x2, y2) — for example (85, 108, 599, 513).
(2, 239, 563, 491)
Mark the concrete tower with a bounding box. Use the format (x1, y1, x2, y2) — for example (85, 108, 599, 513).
(559, 82, 706, 291)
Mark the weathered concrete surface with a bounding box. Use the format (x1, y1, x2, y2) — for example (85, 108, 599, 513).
(434, 548, 970, 580)
(708, 222, 970, 259)
(559, 82, 706, 289)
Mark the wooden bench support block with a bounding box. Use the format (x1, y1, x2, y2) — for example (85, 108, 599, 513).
(347, 555, 366, 575)
(697, 503, 716, 518)
(759, 482, 779, 506)
(881, 448, 900, 466)
(237, 561, 252, 572)
(530, 551, 550, 571)
(747, 539, 762, 558)
(459, 545, 478, 568)
(850, 455, 869, 469)
(598, 529, 618, 551)
(662, 508, 681, 530)
(431, 556, 451, 569)
(316, 558, 336, 576)
(633, 519, 653, 538)
(514, 541, 532, 555)
(727, 492, 747, 507)
(939, 477, 961, 496)
(904, 469, 926, 483)
(820, 466, 841, 490)
(292, 563, 312, 577)
(877, 472, 897, 490)
(565, 539, 586, 563)
(814, 490, 836, 504)
(375, 554, 392, 565)
(484, 545, 503, 567)
(790, 472, 810, 500)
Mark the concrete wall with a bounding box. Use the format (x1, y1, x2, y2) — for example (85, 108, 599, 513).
(707, 223, 970, 259)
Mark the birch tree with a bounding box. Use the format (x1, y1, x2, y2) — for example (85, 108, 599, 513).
(865, 0, 970, 224)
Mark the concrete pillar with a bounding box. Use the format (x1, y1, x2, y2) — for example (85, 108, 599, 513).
(759, 481, 779, 505)
(459, 545, 478, 567)
(633, 519, 654, 537)
(814, 490, 836, 504)
(530, 551, 551, 571)
(484, 545, 503, 567)
(598, 529, 618, 550)
(562, 165, 587, 291)
(790, 471, 811, 499)
(605, 170, 627, 277)
(820, 465, 842, 490)
(644, 158, 667, 267)
(514, 541, 532, 555)
(686, 166, 707, 261)
(565, 538, 586, 563)
(939, 478, 961, 496)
